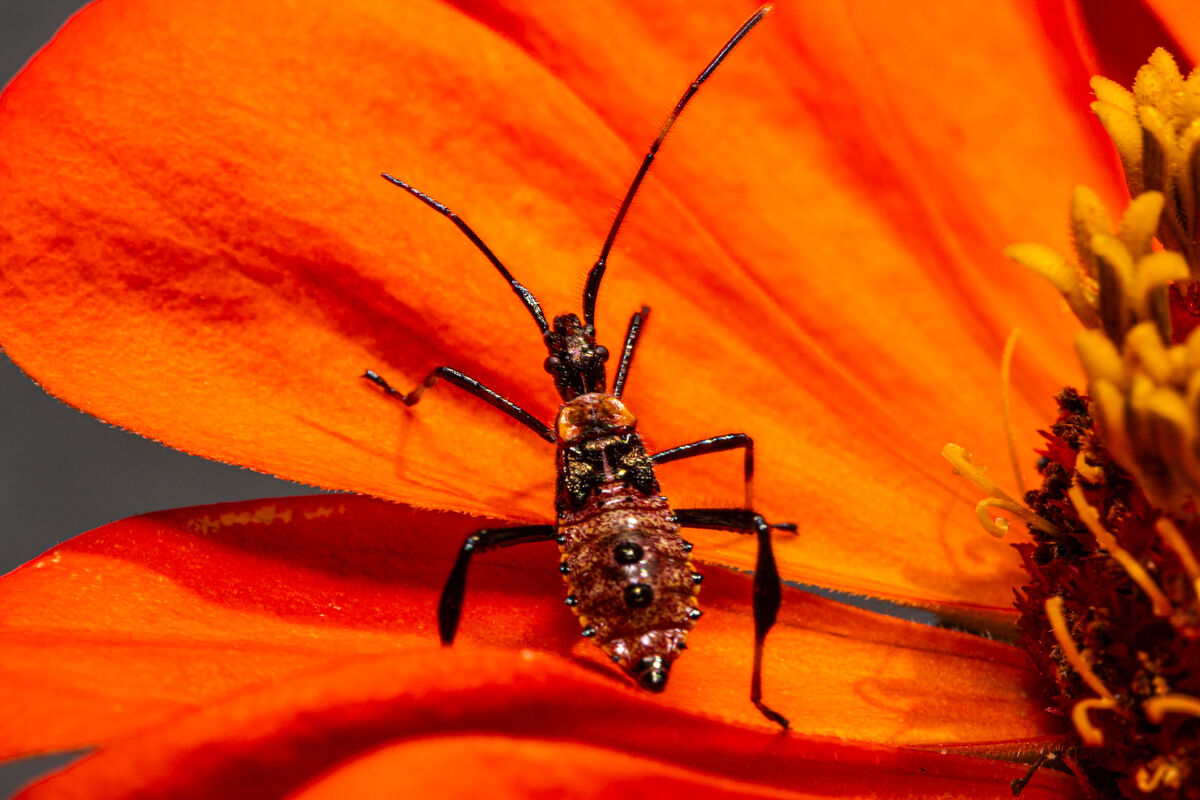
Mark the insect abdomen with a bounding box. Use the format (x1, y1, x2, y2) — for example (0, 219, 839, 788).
(558, 482, 700, 686)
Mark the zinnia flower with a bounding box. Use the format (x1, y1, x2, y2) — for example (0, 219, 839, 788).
(0, 0, 1187, 796)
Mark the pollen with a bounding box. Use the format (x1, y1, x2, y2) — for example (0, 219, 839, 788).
(1009, 188, 1200, 511)
(1090, 49, 1200, 269)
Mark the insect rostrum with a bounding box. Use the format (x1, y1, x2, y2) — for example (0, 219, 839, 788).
(365, 5, 795, 728)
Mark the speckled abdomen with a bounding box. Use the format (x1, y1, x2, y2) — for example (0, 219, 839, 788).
(558, 480, 701, 690)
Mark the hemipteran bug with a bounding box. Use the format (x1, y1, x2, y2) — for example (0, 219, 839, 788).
(365, 5, 795, 728)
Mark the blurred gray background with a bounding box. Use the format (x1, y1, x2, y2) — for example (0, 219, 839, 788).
(1, 2, 311, 793)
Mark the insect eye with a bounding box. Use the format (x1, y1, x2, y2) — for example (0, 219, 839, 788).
(543, 356, 560, 373)
(594, 345, 608, 362)
(613, 541, 643, 564)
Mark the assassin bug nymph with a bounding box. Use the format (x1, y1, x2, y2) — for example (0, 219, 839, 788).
(364, 6, 796, 728)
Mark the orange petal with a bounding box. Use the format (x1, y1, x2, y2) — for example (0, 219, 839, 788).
(0, 496, 1062, 761)
(0, 0, 1135, 610)
(16, 650, 1080, 800)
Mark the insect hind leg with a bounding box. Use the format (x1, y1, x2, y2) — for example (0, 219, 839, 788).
(363, 366, 554, 443)
(673, 507, 796, 730)
(438, 524, 558, 645)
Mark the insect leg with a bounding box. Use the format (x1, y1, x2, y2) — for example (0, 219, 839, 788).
(364, 367, 554, 443)
(673, 507, 797, 730)
(652, 433, 754, 508)
(438, 524, 559, 645)
(611, 306, 651, 399)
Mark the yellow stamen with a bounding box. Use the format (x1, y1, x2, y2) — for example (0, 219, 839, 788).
(1144, 692, 1200, 722)
(1072, 697, 1119, 746)
(1074, 454, 1104, 484)
(941, 445, 1058, 537)
(1004, 243, 1098, 328)
(1089, 98, 1144, 195)
(1089, 48, 1200, 271)
(1136, 759, 1182, 792)
(1066, 485, 1173, 616)
(1117, 190, 1164, 260)
(1070, 185, 1110, 281)
(1045, 596, 1115, 701)
(1000, 329, 1025, 497)
(1154, 517, 1200, 599)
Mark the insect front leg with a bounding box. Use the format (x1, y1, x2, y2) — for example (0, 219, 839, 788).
(363, 366, 554, 442)
(673, 507, 797, 730)
(612, 305, 650, 398)
(652, 433, 755, 508)
(438, 524, 558, 644)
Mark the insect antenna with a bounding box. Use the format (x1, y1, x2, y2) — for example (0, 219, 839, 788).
(580, 4, 772, 329)
(381, 173, 550, 335)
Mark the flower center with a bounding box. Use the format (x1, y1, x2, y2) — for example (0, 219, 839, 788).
(948, 47, 1200, 799)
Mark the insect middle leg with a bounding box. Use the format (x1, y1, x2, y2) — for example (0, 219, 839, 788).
(652, 433, 755, 508)
(438, 524, 559, 645)
(673, 507, 797, 730)
(364, 366, 553, 443)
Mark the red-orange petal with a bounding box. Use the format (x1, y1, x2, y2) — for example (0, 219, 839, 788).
(0, 0, 1137, 611)
(18, 652, 1084, 800)
(0, 496, 1063, 762)
(16, 651, 1080, 800)
(289, 735, 1081, 800)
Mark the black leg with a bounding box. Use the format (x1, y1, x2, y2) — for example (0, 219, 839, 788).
(364, 367, 554, 443)
(1011, 751, 1057, 796)
(674, 507, 797, 730)
(612, 306, 650, 398)
(652, 433, 754, 508)
(438, 524, 558, 645)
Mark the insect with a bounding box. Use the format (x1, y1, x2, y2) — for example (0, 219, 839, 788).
(364, 5, 795, 728)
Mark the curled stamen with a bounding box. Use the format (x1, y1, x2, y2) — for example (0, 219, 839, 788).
(973, 497, 1034, 537)
(1045, 597, 1127, 747)
(1144, 692, 1200, 722)
(1001, 329, 1026, 496)
(1073, 697, 1119, 746)
(1045, 596, 1115, 701)
(1074, 454, 1105, 484)
(1136, 759, 1181, 792)
(1154, 517, 1200, 598)
(1067, 486, 1173, 616)
(942, 444, 1059, 537)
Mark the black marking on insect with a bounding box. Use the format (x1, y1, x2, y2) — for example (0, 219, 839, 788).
(364, 4, 796, 729)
